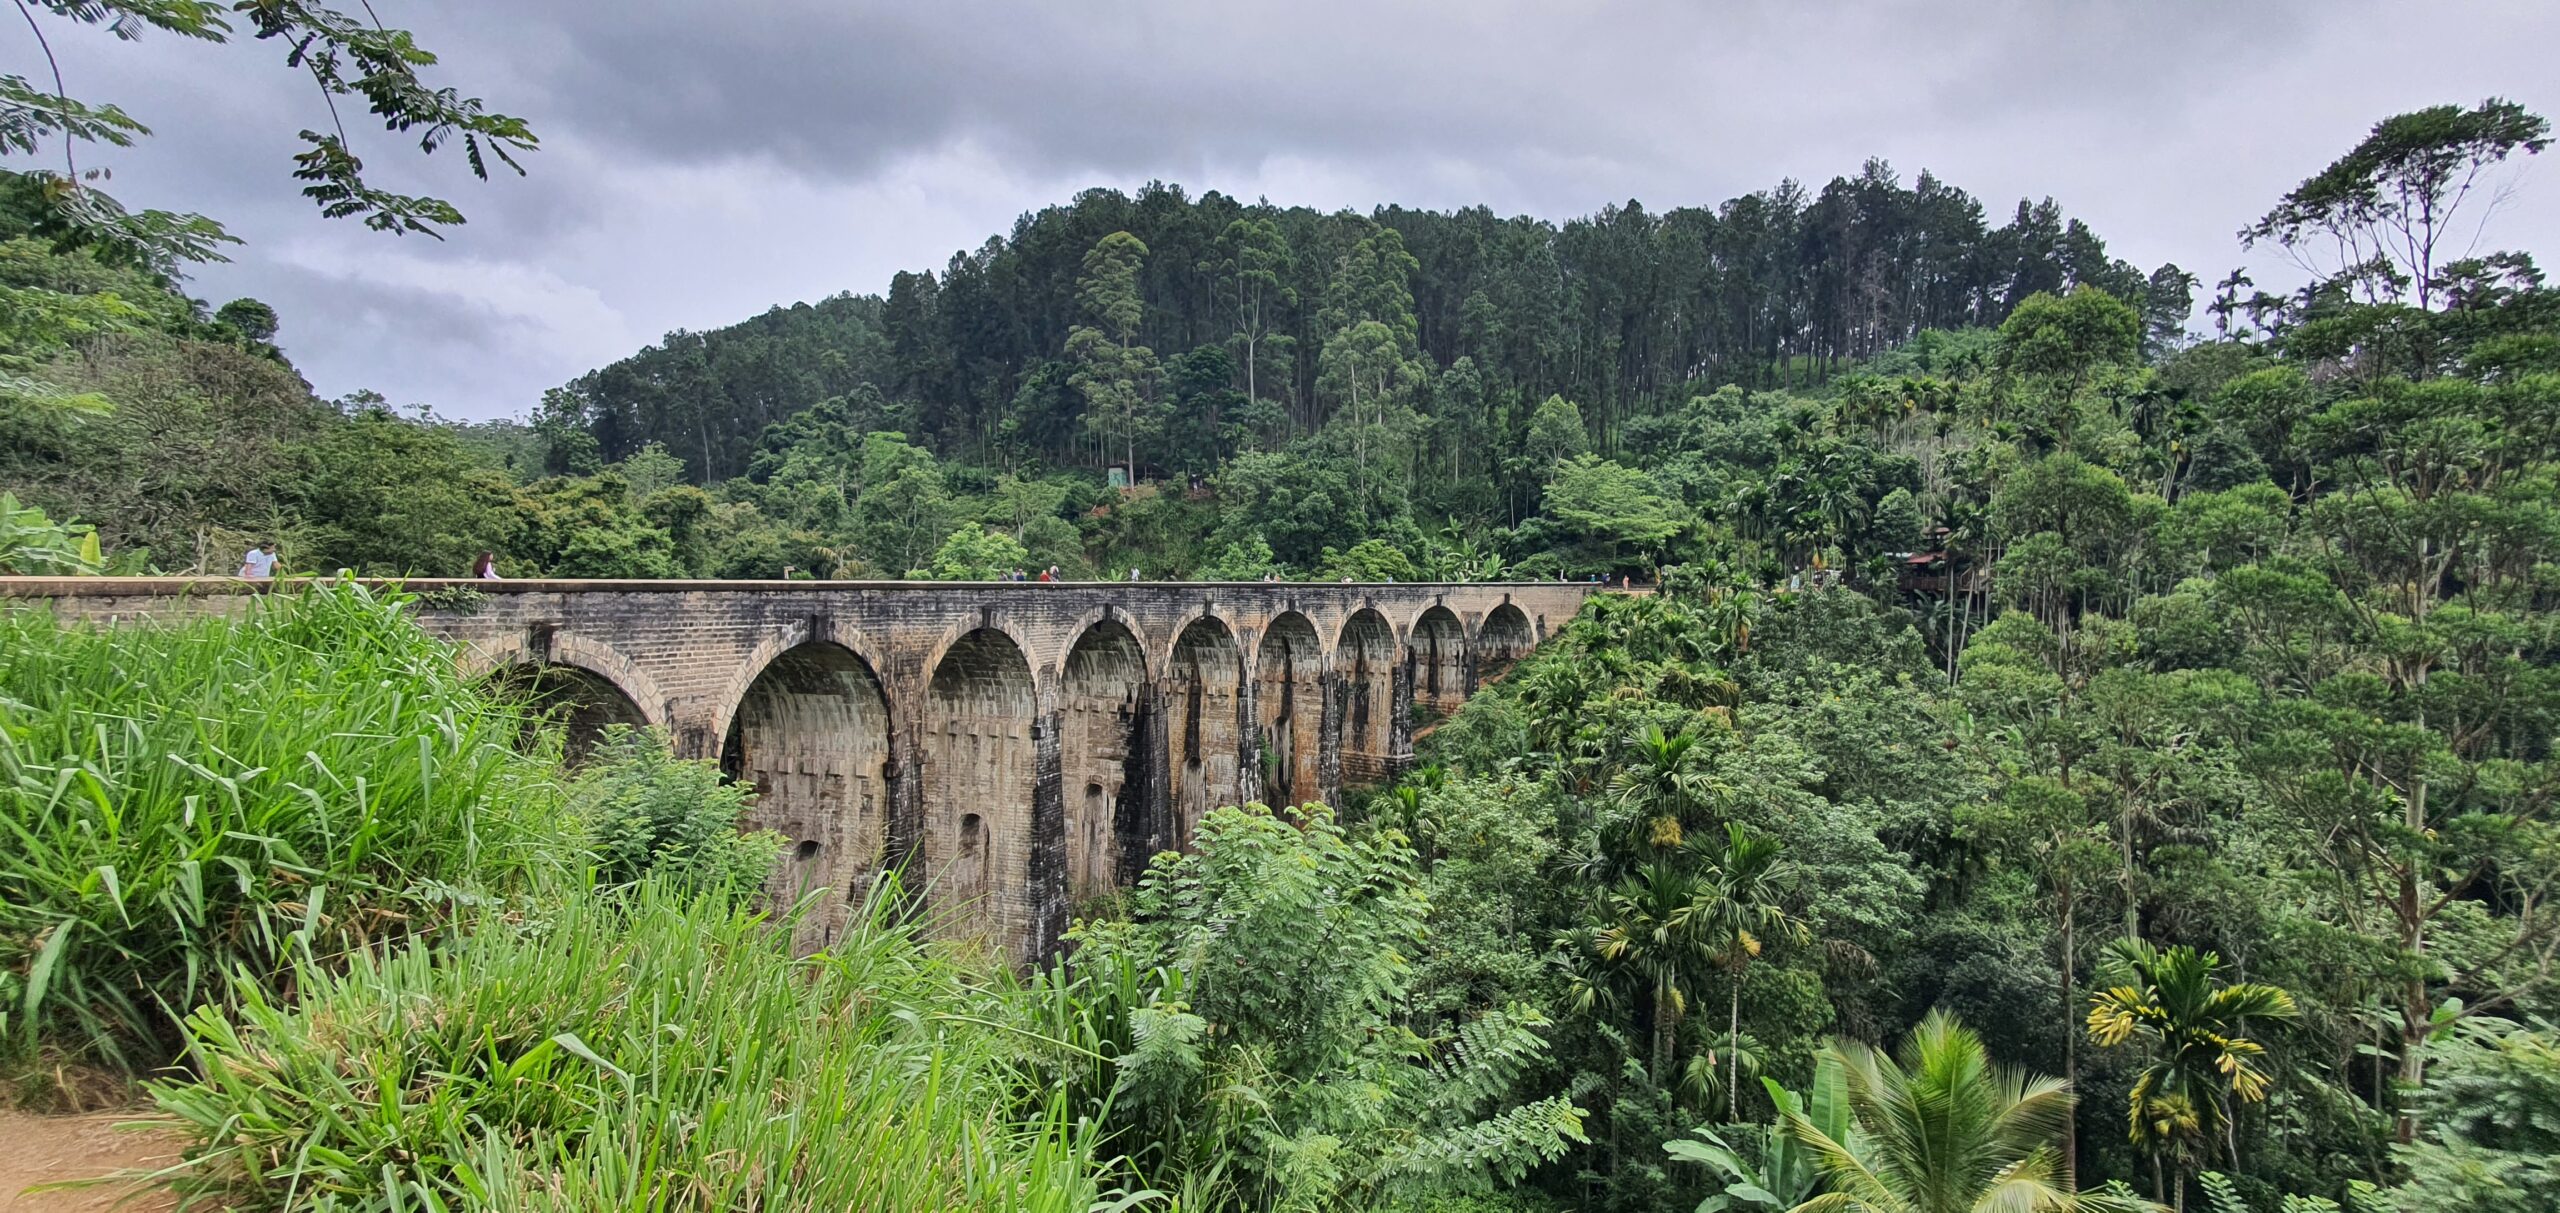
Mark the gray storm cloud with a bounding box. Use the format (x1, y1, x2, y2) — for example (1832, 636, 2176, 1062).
(21, 0, 2559, 418)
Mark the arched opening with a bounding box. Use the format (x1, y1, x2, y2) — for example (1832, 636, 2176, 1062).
(925, 628, 1038, 955)
(1411, 605, 1469, 720)
(1254, 611, 1325, 809)
(1338, 608, 1397, 786)
(1060, 618, 1147, 901)
(720, 642, 893, 953)
(490, 663, 649, 767)
(1478, 603, 1536, 683)
(1167, 616, 1245, 848)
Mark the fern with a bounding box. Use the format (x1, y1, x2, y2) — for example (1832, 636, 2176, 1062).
(2200, 1171, 2255, 1213)
(1422, 1003, 1555, 1119)
(1374, 1095, 1589, 1194)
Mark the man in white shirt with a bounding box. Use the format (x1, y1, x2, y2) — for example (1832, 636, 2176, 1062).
(239, 541, 278, 579)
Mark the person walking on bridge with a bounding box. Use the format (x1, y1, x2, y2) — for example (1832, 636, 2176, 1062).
(238, 541, 278, 579)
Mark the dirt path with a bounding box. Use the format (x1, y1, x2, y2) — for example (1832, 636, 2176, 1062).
(0, 1109, 187, 1212)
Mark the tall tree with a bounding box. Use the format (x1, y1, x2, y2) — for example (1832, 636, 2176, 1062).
(1695, 822, 1810, 1121)
(2244, 100, 2551, 312)
(1066, 231, 1162, 478)
(1204, 216, 1296, 421)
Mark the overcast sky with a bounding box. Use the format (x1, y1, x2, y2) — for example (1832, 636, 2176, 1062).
(41, 0, 2560, 420)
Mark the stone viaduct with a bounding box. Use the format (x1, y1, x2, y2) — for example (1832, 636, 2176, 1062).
(5, 577, 1605, 962)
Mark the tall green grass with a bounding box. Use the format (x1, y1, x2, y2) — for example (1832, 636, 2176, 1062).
(0, 583, 563, 1075)
(154, 884, 1112, 1212)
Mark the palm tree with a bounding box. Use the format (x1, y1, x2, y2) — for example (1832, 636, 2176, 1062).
(1784, 1011, 2159, 1213)
(1606, 726, 1707, 855)
(1696, 821, 1811, 1120)
(1594, 862, 1718, 1084)
(2086, 940, 2299, 1202)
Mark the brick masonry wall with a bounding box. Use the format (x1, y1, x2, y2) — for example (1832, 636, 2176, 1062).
(2, 576, 1608, 962)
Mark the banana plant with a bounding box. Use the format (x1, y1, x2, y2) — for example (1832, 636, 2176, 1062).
(1665, 1053, 1850, 1211)
(0, 492, 105, 575)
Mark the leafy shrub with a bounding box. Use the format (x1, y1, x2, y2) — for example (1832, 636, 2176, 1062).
(570, 726, 778, 897)
(0, 490, 104, 574)
(0, 583, 563, 1075)
(926, 519, 1030, 579)
(154, 884, 1106, 1211)
(1052, 803, 1586, 1209)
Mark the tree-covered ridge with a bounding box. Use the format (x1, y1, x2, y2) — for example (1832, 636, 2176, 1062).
(541, 166, 2189, 486)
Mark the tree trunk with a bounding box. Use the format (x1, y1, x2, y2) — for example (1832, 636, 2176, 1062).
(1729, 972, 1743, 1122)
(1653, 977, 1677, 1087)
(2062, 879, 2079, 1188)
(2395, 773, 2429, 1145)
(2221, 1092, 2241, 1173)
(2121, 803, 2140, 941)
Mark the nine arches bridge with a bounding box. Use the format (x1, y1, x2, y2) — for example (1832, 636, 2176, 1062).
(2, 577, 1609, 961)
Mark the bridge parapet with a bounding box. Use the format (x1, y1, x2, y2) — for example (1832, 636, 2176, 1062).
(2, 576, 1609, 961)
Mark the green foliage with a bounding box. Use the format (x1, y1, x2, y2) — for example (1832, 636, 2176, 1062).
(1057, 803, 1586, 1208)
(4, 4, 532, 271)
(1319, 536, 1418, 581)
(2087, 940, 2301, 1192)
(1198, 533, 1281, 581)
(2381, 1020, 2560, 1213)
(153, 883, 1105, 1211)
(569, 728, 777, 897)
(1533, 454, 1688, 571)
(0, 583, 561, 1075)
(2246, 98, 2550, 310)
(1785, 1012, 2156, 1213)
(926, 520, 1031, 580)
(0, 490, 103, 573)
(1663, 1053, 1848, 1211)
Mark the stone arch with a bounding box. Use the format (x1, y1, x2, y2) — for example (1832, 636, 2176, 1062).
(488, 661, 650, 767)
(919, 614, 1047, 704)
(1476, 602, 1536, 682)
(707, 618, 893, 746)
(1254, 610, 1326, 809)
(1410, 604, 1469, 719)
(923, 627, 1040, 957)
(719, 640, 894, 953)
(544, 634, 671, 727)
(1059, 616, 1148, 901)
(1166, 614, 1246, 847)
(1337, 607, 1398, 785)
(1048, 605, 1163, 685)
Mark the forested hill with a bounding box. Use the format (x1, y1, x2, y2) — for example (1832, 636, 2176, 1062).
(543, 168, 2193, 483)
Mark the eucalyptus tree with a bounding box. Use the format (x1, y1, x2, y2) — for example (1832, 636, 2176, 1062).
(1066, 231, 1164, 478)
